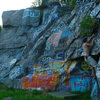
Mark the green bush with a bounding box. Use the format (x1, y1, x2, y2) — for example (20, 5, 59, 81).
(31, 0, 76, 10)
(67, 0, 76, 10)
(60, 0, 76, 10)
(81, 61, 92, 72)
(80, 16, 97, 36)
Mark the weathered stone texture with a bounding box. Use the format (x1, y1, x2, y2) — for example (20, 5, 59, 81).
(0, 1, 100, 94)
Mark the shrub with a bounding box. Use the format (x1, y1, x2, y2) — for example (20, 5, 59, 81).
(80, 16, 97, 36)
(81, 61, 92, 72)
(68, 0, 76, 10)
(60, 0, 76, 10)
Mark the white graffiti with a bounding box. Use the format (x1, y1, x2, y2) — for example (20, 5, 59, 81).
(41, 57, 52, 63)
(9, 59, 17, 66)
(76, 0, 92, 3)
(77, 2, 94, 15)
(23, 9, 40, 18)
(96, 67, 100, 79)
(9, 65, 23, 80)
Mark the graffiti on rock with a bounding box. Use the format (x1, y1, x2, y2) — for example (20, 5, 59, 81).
(9, 65, 24, 80)
(61, 30, 73, 38)
(47, 30, 63, 47)
(78, 2, 95, 15)
(45, 29, 73, 51)
(55, 51, 65, 60)
(23, 9, 40, 18)
(15, 60, 96, 92)
(20, 60, 75, 90)
(70, 73, 96, 92)
(40, 57, 52, 68)
(22, 73, 58, 90)
(76, 0, 92, 4)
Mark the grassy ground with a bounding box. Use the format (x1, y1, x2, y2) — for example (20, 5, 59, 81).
(0, 83, 92, 100)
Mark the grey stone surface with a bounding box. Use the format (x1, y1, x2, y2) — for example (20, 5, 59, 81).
(97, 13, 100, 18)
(2, 10, 23, 26)
(22, 8, 40, 26)
(2, 8, 41, 27)
(90, 3, 100, 17)
(86, 56, 100, 99)
(0, 0, 100, 93)
(9, 65, 24, 80)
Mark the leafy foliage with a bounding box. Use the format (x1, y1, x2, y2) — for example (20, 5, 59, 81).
(69, 1, 75, 10)
(67, 0, 76, 10)
(60, 0, 77, 10)
(80, 16, 97, 36)
(81, 61, 92, 72)
(31, 0, 76, 10)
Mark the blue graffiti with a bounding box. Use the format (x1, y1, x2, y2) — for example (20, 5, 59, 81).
(61, 30, 73, 38)
(70, 74, 95, 92)
(91, 80, 99, 97)
(56, 51, 65, 59)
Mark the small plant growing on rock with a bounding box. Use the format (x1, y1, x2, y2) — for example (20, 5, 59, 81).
(81, 61, 92, 72)
(80, 16, 97, 36)
(60, 0, 76, 10)
(68, 0, 76, 10)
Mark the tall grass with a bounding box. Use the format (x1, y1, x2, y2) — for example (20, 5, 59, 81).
(0, 83, 91, 100)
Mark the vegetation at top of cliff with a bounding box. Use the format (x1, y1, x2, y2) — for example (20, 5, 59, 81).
(31, 0, 76, 10)
(80, 16, 98, 36)
(66, 0, 76, 10)
(54, 0, 77, 10)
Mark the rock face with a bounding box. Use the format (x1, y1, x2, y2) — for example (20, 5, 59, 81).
(0, 0, 100, 95)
